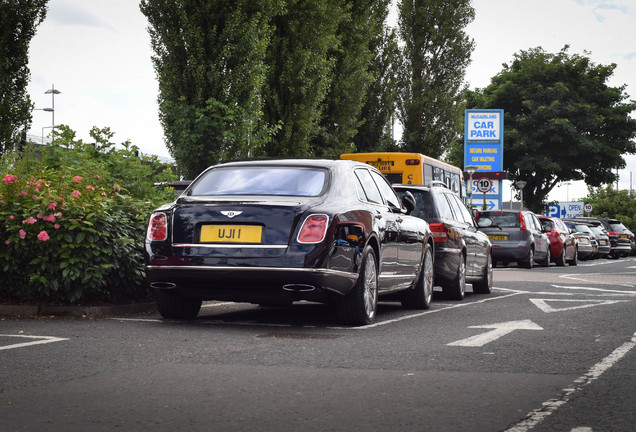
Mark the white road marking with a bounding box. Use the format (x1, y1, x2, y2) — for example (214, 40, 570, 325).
(0, 334, 69, 351)
(505, 332, 636, 432)
(447, 320, 543, 347)
(530, 298, 629, 313)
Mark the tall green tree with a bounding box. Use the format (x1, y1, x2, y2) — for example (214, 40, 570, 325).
(311, 0, 389, 158)
(0, 0, 48, 155)
(262, 0, 342, 157)
(353, 25, 401, 153)
(397, 0, 474, 158)
(140, 0, 279, 178)
(468, 46, 636, 212)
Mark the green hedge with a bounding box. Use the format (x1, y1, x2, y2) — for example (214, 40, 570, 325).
(0, 126, 177, 304)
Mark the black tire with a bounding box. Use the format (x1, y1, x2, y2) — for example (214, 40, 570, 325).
(567, 247, 578, 266)
(520, 248, 534, 269)
(336, 245, 378, 326)
(155, 290, 202, 319)
(443, 253, 466, 300)
(540, 247, 551, 267)
(472, 252, 493, 294)
(401, 243, 434, 309)
(555, 245, 566, 266)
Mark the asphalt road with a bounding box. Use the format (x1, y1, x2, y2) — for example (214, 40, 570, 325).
(1, 257, 635, 432)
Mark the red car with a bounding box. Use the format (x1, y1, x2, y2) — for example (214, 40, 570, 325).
(538, 216, 578, 266)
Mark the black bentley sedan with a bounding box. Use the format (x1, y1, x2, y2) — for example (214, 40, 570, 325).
(145, 159, 434, 325)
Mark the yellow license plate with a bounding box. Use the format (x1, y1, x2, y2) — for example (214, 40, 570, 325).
(200, 225, 263, 243)
(488, 235, 508, 241)
(620, 234, 628, 239)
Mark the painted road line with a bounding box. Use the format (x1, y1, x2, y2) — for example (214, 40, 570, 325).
(0, 334, 69, 351)
(505, 331, 636, 432)
(447, 320, 543, 347)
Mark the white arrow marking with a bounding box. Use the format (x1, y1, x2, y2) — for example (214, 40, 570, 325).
(0, 334, 69, 351)
(447, 320, 543, 347)
(530, 299, 629, 313)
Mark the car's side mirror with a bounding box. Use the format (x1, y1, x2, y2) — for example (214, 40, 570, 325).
(401, 191, 416, 214)
(476, 218, 493, 228)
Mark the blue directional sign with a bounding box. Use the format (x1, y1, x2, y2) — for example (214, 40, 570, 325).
(545, 202, 585, 219)
(464, 109, 504, 209)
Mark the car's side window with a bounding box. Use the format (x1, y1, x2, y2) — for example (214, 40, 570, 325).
(436, 192, 455, 220)
(354, 168, 383, 204)
(370, 171, 401, 209)
(451, 194, 474, 225)
(444, 193, 463, 223)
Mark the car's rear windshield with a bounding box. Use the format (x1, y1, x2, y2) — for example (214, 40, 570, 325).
(609, 222, 627, 231)
(188, 167, 327, 196)
(478, 212, 519, 228)
(396, 190, 437, 219)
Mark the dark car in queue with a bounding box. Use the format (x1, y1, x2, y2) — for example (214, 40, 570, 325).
(145, 159, 435, 326)
(475, 210, 550, 269)
(394, 184, 492, 300)
(537, 216, 578, 266)
(588, 224, 611, 258)
(570, 217, 631, 258)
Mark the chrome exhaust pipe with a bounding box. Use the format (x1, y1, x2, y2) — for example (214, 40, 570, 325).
(150, 282, 177, 290)
(282, 284, 316, 292)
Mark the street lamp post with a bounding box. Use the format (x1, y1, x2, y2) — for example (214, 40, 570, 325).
(515, 180, 527, 209)
(464, 165, 478, 209)
(44, 84, 61, 139)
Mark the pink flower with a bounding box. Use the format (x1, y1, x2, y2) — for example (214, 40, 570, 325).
(37, 213, 43, 219)
(71, 190, 81, 199)
(5, 240, 9, 245)
(54, 212, 63, 218)
(48, 202, 57, 210)
(86, 185, 95, 191)
(35, 184, 41, 192)
(37, 231, 50, 241)
(21, 191, 28, 196)
(54, 224, 61, 229)
(19, 229, 26, 239)
(9, 215, 14, 220)
(23, 216, 36, 225)
(44, 215, 56, 222)
(3, 174, 17, 185)
(72, 176, 83, 183)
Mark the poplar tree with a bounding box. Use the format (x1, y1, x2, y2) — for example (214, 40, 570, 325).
(397, 0, 474, 158)
(140, 0, 279, 178)
(0, 0, 48, 154)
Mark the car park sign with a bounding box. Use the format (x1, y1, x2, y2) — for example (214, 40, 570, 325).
(464, 109, 504, 209)
(546, 201, 585, 218)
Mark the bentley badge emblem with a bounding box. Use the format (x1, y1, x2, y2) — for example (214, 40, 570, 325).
(220, 211, 242, 218)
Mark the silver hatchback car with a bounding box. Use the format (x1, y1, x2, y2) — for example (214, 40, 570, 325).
(475, 210, 551, 268)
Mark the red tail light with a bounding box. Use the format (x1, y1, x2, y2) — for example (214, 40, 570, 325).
(607, 231, 619, 236)
(298, 214, 329, 244)
(429, 222, 448, 243)
(519, 212, 527, 230)
(147, 213, 168, 241)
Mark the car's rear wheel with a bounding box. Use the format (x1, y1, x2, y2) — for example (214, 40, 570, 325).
(444, 253, 466, 300)
(155, 290, 202, 319)
(555, 245, 566, 266)
(337, 245, 378, 326)
(568, 247, 578, 266)
(401, 243, 434, 309)
(520, 248, 534, 269)
(540, 247, 551, 267)
(472, 252, 492, 294)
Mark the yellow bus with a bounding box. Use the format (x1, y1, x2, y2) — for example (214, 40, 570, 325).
(340, 152, 465, 199)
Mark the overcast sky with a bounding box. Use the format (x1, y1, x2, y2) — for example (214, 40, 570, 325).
(26, 0, 636, 202)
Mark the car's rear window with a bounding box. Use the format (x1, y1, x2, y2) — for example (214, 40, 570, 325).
(478, 212, 519, 228)
(397, 190, 438, 219)
(609, 222, 627, 231)
(188, 167, 327, 196)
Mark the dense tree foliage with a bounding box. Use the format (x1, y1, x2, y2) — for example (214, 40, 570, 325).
(140, 0, 280, 178)
(262, 0, 342, 158)
(397, 0, 474, 158)
(467, 46, 636, 212)
(310, 0, 390, 158)
(0, 0, 48, 155)
(584, 186, 635, 233)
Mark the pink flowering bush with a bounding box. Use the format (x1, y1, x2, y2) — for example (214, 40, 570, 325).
(0, 126, 176, 303)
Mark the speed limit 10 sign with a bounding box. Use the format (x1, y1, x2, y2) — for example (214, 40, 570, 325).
(476, 178, 492, 193)
(583, 203, 593, 213)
